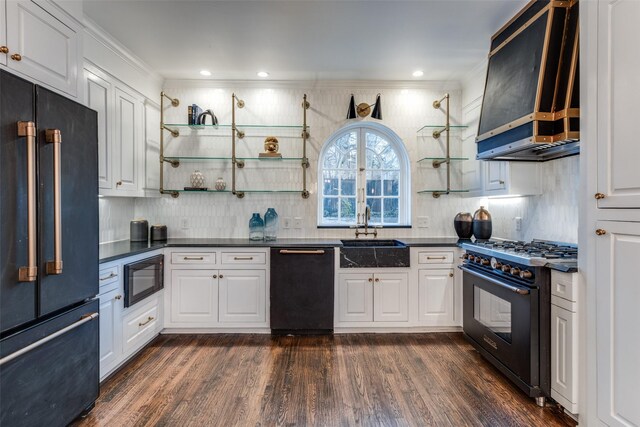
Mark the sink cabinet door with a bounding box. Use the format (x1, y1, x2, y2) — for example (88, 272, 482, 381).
(373, 273, 409, 322)
(338, 273, 373, 322)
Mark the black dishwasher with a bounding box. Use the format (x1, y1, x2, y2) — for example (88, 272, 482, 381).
(270, 247, 335, 335)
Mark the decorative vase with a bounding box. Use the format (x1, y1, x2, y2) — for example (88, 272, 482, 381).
(472, 206, 493, 240)
(215, 177, 226, 191)
(453, 212, 473, 239)
(264, 208, 279, 241)
(249, 213, 264, 241)
(190, 170, 205, 188)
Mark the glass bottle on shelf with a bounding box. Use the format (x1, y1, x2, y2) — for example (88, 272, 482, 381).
(264, 208, 279, 241)
(249, 213, 264, 241)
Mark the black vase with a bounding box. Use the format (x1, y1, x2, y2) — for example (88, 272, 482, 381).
(453, 212, 473, 239)
(472, 206, 492, 240)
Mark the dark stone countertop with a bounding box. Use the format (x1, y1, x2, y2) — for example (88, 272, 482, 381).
(545, 261, 578, 273)
(99, 237, 463, 264)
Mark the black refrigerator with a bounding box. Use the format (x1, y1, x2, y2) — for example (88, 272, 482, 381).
(0, 70, 100, 426)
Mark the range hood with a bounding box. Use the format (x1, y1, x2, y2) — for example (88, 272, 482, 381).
(476, 0, 579, 162)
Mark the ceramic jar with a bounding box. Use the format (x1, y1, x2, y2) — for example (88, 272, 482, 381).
(249, 213, 264, 241)
(264, 208, 279, 241)
(454, 212, 473, 239)
(215, 177, 226, 191)
(190, 170, 205, 188)
(472, 206, 492, 240)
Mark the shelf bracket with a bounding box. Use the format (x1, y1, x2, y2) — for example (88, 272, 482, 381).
(302, 190, 310, 199)
(161, 157, 180, 168)
(234, 191, 245, 199)
(159, 92, 180, 197)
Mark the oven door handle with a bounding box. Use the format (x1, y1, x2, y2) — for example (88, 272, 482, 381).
(458, 265, 530, 295)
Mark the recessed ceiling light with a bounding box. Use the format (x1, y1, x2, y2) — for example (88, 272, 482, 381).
(412, 70, 424, 77)
(257, 71, 269, 78)
(200, 70, 211, 76)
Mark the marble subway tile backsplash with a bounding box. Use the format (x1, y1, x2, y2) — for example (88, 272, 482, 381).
(99, 197, 135, 243)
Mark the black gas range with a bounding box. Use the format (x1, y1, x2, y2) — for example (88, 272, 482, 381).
(458, 239, 577, 407)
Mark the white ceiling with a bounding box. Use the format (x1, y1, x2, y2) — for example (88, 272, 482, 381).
(83, 0, 527, 82)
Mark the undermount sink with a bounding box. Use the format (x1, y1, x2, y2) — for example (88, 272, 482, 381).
(339, 239, 410, 268)
(340, 239, 406, 248)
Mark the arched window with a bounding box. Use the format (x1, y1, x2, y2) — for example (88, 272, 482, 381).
(318, 122, 411, 227)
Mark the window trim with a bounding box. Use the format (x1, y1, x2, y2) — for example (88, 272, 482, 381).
(317, 122, 411, 227)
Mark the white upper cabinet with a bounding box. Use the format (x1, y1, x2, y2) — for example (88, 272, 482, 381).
(4, 0, 79, 97)
(596, 0, 640, 208)
(85, 69, 113, 190)
(480, 161, 540, 197)
(114, 87, 142, 194)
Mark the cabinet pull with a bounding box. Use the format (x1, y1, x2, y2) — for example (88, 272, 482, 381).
(17, 121, 37, 282)
(100, 272, 118, 281)
(212, 274, 218, 279)
(279, 249, 325, 255)
(374, 278, 379, 282)
(594, 193, 605, 200)
(139, 316, 154, 327)
(219, 274, 224, 279)
(499, 180, 505, 185)
(427, 256, 447, 260)
(449, 272, 454, 277)
(116, 180, 123, 187)
(0, 46, 8, 54)
(233, 256, 254, 261)
(46, 129, 63, 275)
(183, 256, 204, 260)
(115, 295, 122, 300)
(595, 229, 607, 236)
(10, 53, 22, 61)
(368, 277, 373, 282)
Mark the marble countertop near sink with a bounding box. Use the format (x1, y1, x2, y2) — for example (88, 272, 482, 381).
(99, 237, 463, 263)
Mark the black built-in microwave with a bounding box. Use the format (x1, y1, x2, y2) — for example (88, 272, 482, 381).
(123, 254, 164, 308)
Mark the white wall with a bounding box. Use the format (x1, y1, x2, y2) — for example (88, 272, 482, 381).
(134, 81, 487, 239)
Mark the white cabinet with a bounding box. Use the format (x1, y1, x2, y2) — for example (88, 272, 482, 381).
(550, 271, 579, 415)
(418, 269, 454, 326)
(337, 272, 408, 323)
(84, 65, 145, 196)
(170, 269, 218, 325)
(218, 270, 266, 324)
(4, 0, 79, 97)
(98, 287, 122, 380)
(481, 161, 540, 197)
(595, 1, 640, 208)
(595, 221, 640, 426)
(122, 296, 161, 355)
(0, 0, 6, 67)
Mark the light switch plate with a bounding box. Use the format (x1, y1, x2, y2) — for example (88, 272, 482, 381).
(293, 217, 303, 229)
(417, 216, 430, 228)
(181, 218, 189, 229)
(282, 217, 292, 229)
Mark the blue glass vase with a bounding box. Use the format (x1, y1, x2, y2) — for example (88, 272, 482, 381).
(249, 213, 264, 241)
(264, 208, 279, 241)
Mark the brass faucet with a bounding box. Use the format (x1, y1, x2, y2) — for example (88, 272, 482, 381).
(354, 205, 379, 238)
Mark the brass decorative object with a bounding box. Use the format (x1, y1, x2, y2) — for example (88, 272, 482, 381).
(260, 136, 282, 158)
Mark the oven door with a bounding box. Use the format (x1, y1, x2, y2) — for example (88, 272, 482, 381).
(124, 255, 164, 308)
(461, 265, 539, 387)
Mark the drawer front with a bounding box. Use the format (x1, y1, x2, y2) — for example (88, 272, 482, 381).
(123, 302, 159, 354)
(98, 265, 120, 291)
(220, 252, 266, 265)
(551, 271, 577, 302)
(418, 251, 454, 265)
(171, 252, 216, 265)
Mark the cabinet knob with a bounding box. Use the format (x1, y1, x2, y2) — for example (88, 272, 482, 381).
(116, 180, 123, 187)
(368, 277, 373, 282)
(499, 180, 505, 185)
(595, 193, 606, 200)
(0, 46, 8, 54)
(219, 274, 223, 279)
(115, 295, 122, 300)
(595, 229, 607, 236)
(374, 277, 379, 282)
(10, 53, 22, 61)
(212, 274, 217, 279)
(449, 272, 454, 277)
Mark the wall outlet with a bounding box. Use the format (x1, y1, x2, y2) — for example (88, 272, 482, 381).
(417, 216, 430, 228)
(282, 217, 292, 229)
(293, 217, 303, 229)
(514, 216, 522, 232)
(181, 218, 190, 229)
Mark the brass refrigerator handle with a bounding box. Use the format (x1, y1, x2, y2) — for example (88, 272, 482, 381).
(18, 122, 37, 282)
(46, 129, 63, 275)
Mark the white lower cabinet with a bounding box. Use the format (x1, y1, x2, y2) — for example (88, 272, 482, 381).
(218, 270, 266, 324)
(337, 272, 408, 323)
(418, 269, 455, 326)
(122, 297, 161, 355)
(170, 269, 218, 325)
(98, 287, 122, 378)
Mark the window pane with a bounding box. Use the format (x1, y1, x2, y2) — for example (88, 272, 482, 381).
(340, 198, 356, 221)
(383, 198, 399, 224)
(322, 145, 339, 169)
(366, 148, 382, 169)
(323, 198, 338, 220)
(366, 172, 382, 196)
(339, 149, 357, 169)
(341, 172, 356, 196)
(323, 171, 339, 195)
(337, 131, 357, 152)
(366, 198, 381, 223)
(383, 172, 399, 196)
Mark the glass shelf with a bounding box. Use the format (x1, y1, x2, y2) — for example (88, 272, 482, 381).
(417, 157, 469, 163)
(417, 125, 467, 133)
(235, 189, 302, 193)
(164, 123, 306, 129)
(163, 156, 304, 162)
(417, 189, 470, 194)
(164, 189, 232, 194)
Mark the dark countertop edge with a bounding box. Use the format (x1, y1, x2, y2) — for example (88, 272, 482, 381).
(545, 262, 578, 273)
(99, 237, 463, 263)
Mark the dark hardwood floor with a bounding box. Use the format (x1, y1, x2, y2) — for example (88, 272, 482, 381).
(75, 333, 576, 427)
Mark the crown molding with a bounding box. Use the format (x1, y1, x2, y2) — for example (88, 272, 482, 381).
(163, 79, 461, 91)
